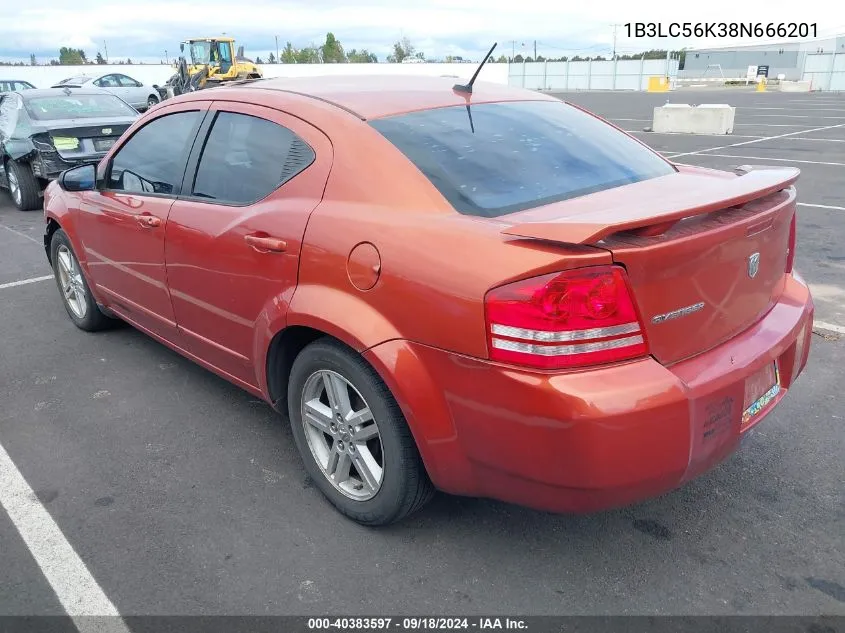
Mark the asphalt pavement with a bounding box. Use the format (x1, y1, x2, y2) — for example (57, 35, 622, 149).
(0, 89, 843, 622)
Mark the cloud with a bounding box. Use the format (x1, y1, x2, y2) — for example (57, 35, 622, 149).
(1, 0, 843, 63)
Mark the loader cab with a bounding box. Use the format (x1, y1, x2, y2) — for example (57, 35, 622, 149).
(186, 39, 235, 76)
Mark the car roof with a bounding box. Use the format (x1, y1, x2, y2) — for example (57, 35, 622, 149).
(19, 87, 113, 99)
(234, 75, 558, 120)
(54, 75, 95, 84)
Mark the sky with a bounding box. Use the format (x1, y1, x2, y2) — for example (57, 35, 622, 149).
(1, 0, 844, 64)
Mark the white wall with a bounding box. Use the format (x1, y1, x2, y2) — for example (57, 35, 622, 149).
(508, 58, 679, 91)
(802, 52, 845, 91)
(10, 62, 510, 89)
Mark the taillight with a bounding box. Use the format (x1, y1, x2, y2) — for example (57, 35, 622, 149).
(485, 265, 649, 370)
(785, 213, 797, 273)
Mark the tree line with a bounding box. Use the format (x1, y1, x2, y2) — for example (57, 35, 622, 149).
(0, 39, 685, 66)
(0, 48, 136, 66)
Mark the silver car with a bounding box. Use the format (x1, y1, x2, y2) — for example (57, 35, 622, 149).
(1, 79, 36, 93)
(51, 73, 160, 111)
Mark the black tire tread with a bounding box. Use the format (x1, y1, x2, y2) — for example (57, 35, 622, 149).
(50, 229, 113, 332)
(8, 160, 41, 211)
(349, 350, 435, 525)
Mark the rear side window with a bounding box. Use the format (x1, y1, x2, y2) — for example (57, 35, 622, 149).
(370, 100, 675, 217)
(191, 111, 315, 205)
(109, 111, 203, 195)
(117, 75, 140, 87)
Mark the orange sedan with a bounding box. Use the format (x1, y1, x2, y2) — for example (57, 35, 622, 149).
(42, 76, 813, 525)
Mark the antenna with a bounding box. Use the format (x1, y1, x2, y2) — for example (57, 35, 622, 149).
(453, 42, 497, 94)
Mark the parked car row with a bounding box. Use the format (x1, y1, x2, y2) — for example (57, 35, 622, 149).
(1, 72, 160, 111)
(52, 73, 161, 111)
(0, 87, 140, 210)
(0, 79, 36, 93)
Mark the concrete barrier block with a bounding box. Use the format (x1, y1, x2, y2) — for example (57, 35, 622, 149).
(780, 80, 812, 92)
(652, 103, 736, 135)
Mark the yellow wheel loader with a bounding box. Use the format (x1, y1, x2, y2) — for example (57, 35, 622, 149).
(157, 37, 263, 99)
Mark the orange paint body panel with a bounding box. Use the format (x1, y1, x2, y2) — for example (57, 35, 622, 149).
(364, 277, 812, 510)
(43, 76, 815, 515)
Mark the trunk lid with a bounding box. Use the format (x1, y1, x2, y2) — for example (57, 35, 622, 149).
(500, 165, 799, 365)
(37, 117, 134, 160)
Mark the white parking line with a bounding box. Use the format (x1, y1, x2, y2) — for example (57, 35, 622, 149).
(784, 137, 845, 143)
(735, 123, 821, 128)
(814, 321, 845, 335)
(625, 131, 766, 139)
(742, 107, 845, 112)
(665, 123, 845, 159)
(1, 223, 42, 245)
(0, 443, 131, 632)
(741, 114, 845, 119)
(681, 153, 845, 167)
(798, 203, 845, 211)
(0, 275, 53, 290)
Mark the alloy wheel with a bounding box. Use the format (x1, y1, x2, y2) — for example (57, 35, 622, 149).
(300, 370, 384, 501)
(8, 168, 20, 205)
(56, 245, 88, 319)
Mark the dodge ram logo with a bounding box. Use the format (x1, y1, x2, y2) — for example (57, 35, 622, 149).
(748, 252, 760, 279)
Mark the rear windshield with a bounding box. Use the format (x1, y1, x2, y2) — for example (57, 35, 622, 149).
(25, 94, 137, 121)
(370, 100, 676, 217)
(56, 76, 90, 85)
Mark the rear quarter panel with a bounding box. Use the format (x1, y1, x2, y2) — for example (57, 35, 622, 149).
(289, 121, 612, 359)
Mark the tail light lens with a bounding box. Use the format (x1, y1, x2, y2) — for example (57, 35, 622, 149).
(785, 213, 797, 273)
(485, 265, 648, 370)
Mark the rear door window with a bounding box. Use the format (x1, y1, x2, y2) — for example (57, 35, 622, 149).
(95, 75, 120, 88)
(117, 75, 140, 88)
(108, 111, 203, 195)
(190, 111, 315, 205)
(370, 100, 676, 217)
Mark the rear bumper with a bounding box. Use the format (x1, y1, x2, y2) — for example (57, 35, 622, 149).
(364, 273, 814, 513)
(32, 151, 102, 181)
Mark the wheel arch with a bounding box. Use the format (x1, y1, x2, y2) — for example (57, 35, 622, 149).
(44, 215, 62, 264)
(265, 325, 452, 492)
(265, 325, 327, 411)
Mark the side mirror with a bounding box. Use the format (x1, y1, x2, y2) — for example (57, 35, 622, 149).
(60, 164, 96, 192)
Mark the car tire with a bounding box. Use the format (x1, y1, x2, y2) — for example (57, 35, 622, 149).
(6, 159, 41, 211)
(50, 229, 113, 332)
(288, 338, 434, 526)
(147, 95, 159, 109)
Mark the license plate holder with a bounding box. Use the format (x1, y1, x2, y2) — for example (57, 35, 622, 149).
(94, 138, 115, 152)
(741, 362, 780, 429)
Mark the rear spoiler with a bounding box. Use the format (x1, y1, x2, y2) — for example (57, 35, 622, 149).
(502, 166, 799, 246)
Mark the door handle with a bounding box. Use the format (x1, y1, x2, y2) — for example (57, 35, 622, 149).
(245, 234, 287, 253)
(136, 214, 161, 228)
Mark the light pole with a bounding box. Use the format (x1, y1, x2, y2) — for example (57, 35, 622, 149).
(611, 24, 621, 59)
